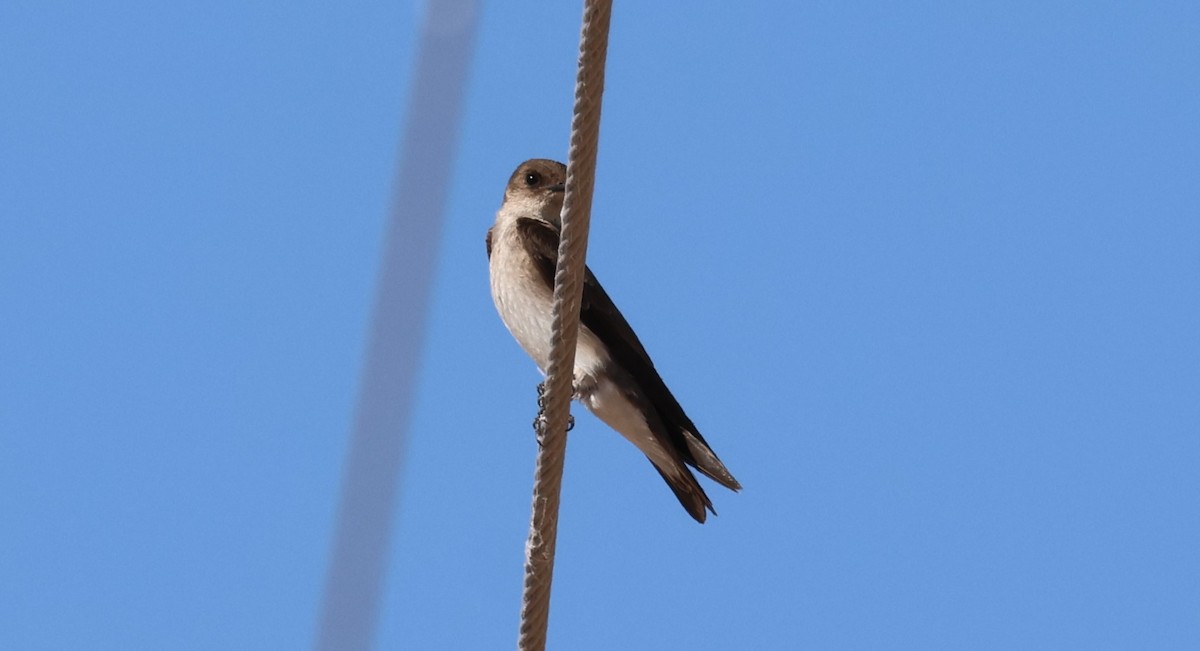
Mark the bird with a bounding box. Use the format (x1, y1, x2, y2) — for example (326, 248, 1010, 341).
(486, 158, 740, 523)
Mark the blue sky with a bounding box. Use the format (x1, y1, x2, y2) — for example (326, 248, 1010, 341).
(2, 1, 1198, 649)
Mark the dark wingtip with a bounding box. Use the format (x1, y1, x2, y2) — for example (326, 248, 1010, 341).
(681, 431, 742, 492)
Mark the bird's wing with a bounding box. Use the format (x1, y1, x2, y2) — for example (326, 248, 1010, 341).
(514, 217, 740, 490)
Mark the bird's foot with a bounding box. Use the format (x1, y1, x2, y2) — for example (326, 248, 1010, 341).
(532, 382, 574, 446)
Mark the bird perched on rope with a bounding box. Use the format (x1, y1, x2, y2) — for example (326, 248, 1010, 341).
(486, 159, 740, 523)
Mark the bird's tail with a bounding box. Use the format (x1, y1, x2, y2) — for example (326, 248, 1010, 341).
(651, 462, 715, 524)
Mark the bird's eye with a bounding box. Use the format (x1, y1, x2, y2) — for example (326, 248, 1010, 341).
(524, 172, 541, 187)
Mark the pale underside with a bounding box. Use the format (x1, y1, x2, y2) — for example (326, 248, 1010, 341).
(488, 220, 680, 474)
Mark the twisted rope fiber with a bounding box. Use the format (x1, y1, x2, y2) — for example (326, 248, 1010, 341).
(517, 1, 612, 649)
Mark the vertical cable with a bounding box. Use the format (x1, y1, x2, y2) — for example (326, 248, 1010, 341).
(516, 1, 613, 649)
(315, 2, 479, 650)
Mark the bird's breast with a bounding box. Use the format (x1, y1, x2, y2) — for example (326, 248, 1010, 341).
(489, 225, 609, 382)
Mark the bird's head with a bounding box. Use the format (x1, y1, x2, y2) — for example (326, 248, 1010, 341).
(503, 158, 567, 225)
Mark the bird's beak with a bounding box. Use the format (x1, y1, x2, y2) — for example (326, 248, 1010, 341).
(548, 183, 565, 193)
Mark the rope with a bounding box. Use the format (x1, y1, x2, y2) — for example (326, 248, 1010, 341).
(517, 1, 613, 649)
(314, 3, 480, 649)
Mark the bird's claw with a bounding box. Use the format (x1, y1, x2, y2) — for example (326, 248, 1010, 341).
(532, 383, 574, 446)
